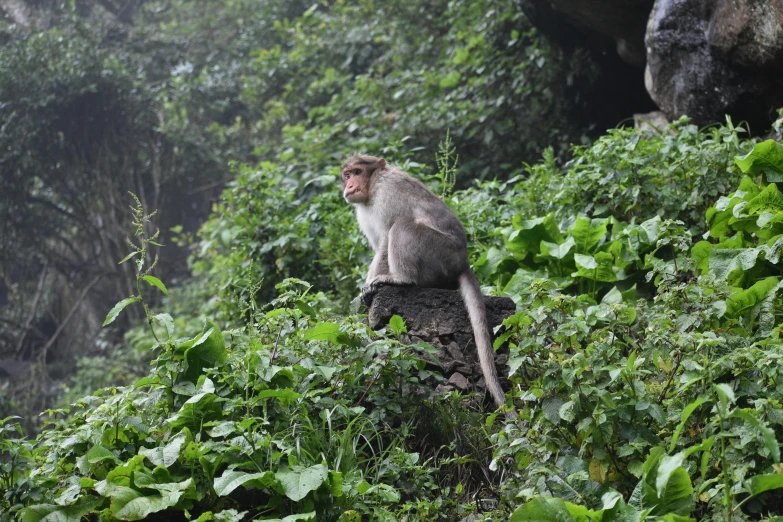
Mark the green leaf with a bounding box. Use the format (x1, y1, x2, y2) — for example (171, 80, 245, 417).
(439, 70, 461, 88)
(732, 409, 781, 463)
(510, 497, 581, 521)
(507, 213, 563, 260)
(735, 140, 783, 182)
(670, 399, 707, 452)
(745, 183, 783, 215)
(708, 248, 761, 281)
(656, 452, 685, 497)
(748, 473, 783, 496)
(256, 389, 303, 400)
(713, 383, 736, 406)
(153, 313, 175, 340)
(304, 322, 342, 344)
(85, 445, 120, 465)
(387, 315, 407, 335)
(276, 464, 328, 502)
(138, 431, 187, 468)
(103, 297, 139, 326)
(726, 276, 780, 317)
(213, 470, 275, 497)
(539, 236, 576, 260)
(142, 275, 168, 295)
(109, 480, 191, 520)
(20, 499, 101, 522)
(261, 513, 317, 522)
(181, 320, 228, 381)
(118, 251, 140, 264)
(570, 216, 608, 254)
(574, 252, 620, 282)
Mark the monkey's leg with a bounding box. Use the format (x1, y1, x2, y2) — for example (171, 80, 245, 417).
(361, 222, 418, 305)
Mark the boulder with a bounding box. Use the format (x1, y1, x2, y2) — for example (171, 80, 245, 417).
(644, 0, 783, 128)
(367, 286, 515, 400)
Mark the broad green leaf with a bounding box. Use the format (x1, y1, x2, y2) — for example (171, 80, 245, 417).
(657, 467, 694, 516)
(708, 248, 761, 281)
(745, 183, 783, 215)
(732, 409, 781, 463)
(102, 297, 139, 326)
(109, 479, 190, 520)
(574, 253, 598, 270)
(153, 313, 175, 340)
(85, 444, 120, 465)
(256, 389, 303, 400)
(539, 236, 576, 260)
(713, 383, 736, 406)
(304, 322, 342, 343)
(138, 431, 187, 468)
(726, 276, 780, 317)
(261, 513, 317, 522)
(213, 470, 275, 497)
(295, 300, 316, 318)
(542, 397, 564, 425)
(276, 464, 328, 502)
(20, 499, 100, 522)
(142, 275, 168, 295)
(735, 140, 783, 182)
(439, 70, 460, 88)
(507, 213, 563, 259)
(182, 320, 228, 381)
(574, 252, 620, 282)
(570, 216, 608, 254)
(656, 452, 685, 497)
(510, 496, 581, 521)
(748, 473, 783, 496)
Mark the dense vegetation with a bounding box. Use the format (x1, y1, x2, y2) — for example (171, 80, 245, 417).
(0, 0, 585, 427)
(3, 1, 783, 521)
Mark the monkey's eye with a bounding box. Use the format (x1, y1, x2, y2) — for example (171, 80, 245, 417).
(354, 169, 362, 175)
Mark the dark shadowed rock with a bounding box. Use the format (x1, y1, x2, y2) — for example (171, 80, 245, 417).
(518, 0, 658, 132)
(645, 0, 783, 128)
(367, 286, 516, 400)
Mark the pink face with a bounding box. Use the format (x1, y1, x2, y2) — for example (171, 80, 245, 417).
(341, 164, 371, 204)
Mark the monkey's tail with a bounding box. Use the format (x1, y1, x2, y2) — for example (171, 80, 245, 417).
(458, 270, 506, 409)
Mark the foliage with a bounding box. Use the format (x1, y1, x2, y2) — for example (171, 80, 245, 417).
(490, 133, 783, 521)
(518, 117, 750, 227)
(1, 199, 483, 521)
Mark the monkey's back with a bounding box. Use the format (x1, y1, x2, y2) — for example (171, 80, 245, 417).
(366, 168, 467, 245)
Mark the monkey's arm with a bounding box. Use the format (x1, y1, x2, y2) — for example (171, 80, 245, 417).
(365, 238, 389, 284)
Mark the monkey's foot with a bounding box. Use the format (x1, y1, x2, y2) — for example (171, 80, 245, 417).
(361, 276, 414, 306)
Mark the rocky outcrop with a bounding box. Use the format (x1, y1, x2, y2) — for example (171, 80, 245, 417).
(521, 0, 783, 130)
(368, 286, 515, 401)
(645, 0, 783, 128)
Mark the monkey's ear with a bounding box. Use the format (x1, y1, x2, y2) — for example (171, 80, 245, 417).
(378, 158, 386, 170)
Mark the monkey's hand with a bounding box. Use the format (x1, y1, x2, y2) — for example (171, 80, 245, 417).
(361, 275, 414, 306)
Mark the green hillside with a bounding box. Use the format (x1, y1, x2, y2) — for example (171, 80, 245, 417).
(3, 1, 783, 521)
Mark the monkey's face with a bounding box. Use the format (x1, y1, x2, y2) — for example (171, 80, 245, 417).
(341, 164, 371, 204)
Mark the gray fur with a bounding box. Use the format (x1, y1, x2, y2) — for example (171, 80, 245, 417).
(343, 155, 506, 409)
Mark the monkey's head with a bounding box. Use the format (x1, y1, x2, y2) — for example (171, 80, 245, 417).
(340, 154, 386, 204)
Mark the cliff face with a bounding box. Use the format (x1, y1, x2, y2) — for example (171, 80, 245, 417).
(520, 0, 783, 130)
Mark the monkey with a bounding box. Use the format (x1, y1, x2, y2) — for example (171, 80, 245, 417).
(340, 153, 506, 410)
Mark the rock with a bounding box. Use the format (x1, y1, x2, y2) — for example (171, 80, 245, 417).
(448, 372, 471, 391)
(634, 111, 669, 133)
(367, 285, 516, 399)
(368, 286, 514, 334)
(518, 0, 658, 130)
(520, 0, 654, 67)
(645, 0, 783, 128)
